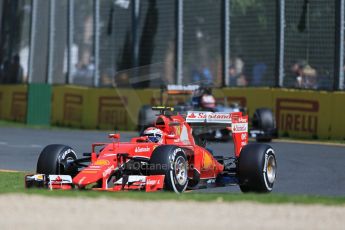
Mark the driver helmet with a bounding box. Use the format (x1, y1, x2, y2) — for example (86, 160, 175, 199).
(200, 94, 216, 109)
(143, 127, 163, 143)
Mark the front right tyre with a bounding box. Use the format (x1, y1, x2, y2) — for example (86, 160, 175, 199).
(149, 145, 188, 193)
(238, 143, 277, 193)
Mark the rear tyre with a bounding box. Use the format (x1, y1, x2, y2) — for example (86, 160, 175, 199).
(238, 143, 277, 193)
(37, 144, 78, 176)
(149, 145, 188, 193)
(252, 108, 275, 142)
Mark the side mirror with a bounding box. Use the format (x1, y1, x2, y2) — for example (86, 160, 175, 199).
(166, 134, 178, 139)
(108, 133, 120, 139)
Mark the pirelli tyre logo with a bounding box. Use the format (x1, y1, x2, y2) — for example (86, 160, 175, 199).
(63, 94, 83, 123)
(276, 98, 319, 134)
(98, 96, 127, 129)
(11, 92, 27, 122)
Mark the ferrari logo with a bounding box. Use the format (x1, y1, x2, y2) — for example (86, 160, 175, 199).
(175, 126, 181, 136)
(94, 159, 110, 166)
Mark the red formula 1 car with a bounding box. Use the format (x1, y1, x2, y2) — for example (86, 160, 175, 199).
(25, 107, 277, 193)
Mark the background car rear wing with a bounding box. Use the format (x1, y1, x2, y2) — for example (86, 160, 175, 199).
(166, 84, 199, 95)
(185, 111, 233, 126)
(186, 111, 248, 157)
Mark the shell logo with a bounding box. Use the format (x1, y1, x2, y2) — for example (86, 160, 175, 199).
(94, 159, 110, 166)
(202, 152, 213, 169)
(175, 126, 181, 136)
(83, 170, 98, 174)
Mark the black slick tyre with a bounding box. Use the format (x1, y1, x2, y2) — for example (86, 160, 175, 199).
(149, 145, 188, 193)
(36, 144, 78, 176)
(252, 108, 275, 142)
(238, 143, 277, 193)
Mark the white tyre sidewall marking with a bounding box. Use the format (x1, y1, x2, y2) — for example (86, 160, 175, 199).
(58, 148, 77, 174)
(263, 148, 275, 191)
(170, 149, 188, 193)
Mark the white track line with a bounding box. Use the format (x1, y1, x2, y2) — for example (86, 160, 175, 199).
(273, 139, 345, 147)
(0, 169, 20, 173)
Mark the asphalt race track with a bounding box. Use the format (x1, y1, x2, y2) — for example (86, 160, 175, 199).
(0, 127, 344, 196)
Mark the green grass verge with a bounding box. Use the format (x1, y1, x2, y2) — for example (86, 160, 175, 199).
(1, 171, 345, 205)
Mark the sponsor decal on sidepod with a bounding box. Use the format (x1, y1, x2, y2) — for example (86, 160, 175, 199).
(135, 146, 150, 153)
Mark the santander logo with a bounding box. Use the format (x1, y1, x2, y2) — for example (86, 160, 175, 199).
(135, 146, 150, 153)
(208, 113, 231, 119)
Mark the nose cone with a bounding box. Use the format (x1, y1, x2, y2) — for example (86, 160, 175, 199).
(72, 164, 112, 187)
(72, 170, 103, 187)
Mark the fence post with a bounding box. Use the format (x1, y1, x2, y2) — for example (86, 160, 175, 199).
(28, 0, 38, 84)
(176, 0, 183, 85)
(94, 0, 100, 87)
(67, 0, 74, 84)
(47, 0, 56, 84)
(223, 0, 230, 86)
(132, 0, 140, 69)
(336, 0, 345, 90)
(277, 0, 285, 87)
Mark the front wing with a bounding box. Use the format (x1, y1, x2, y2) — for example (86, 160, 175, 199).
(25, 174, 165, 192)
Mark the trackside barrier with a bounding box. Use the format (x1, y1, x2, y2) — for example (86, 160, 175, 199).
(1, 85, 345, 140)
(27, 84, 52, 125)
(52, 86, 159, 130)
(329, 92, 345, 139)
(0, 85, 28, 122)
(52, 86, 89, 128)
(272, 89, 332, 139)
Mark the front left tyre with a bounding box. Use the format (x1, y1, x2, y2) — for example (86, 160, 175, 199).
(36, 144, 78, 176)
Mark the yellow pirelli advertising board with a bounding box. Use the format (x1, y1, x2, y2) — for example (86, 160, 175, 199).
(0, 85, 27, 122)
(52, 86, 89, 128)
(94, 88, 148, 130)
(330, 92, 345, 139)
(219, 88, 274, 118)
(1, 85, 344, 140)
(272, 89, 332, 139)
(52, 86, 156, 130)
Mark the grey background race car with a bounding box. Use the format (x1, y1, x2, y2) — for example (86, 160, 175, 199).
(138, 85, 277, 142)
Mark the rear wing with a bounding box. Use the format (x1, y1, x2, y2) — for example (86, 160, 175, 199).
(186, 111, 248, 132)
(166, 85, 199, 95)
(186, 111, 248, 157)
(186, 111, 232, 126)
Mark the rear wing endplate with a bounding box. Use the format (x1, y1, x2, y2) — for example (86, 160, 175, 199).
(186, 111, 248, 157)
(186, 111, 248, 129)
(165, 84, 199, 95)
